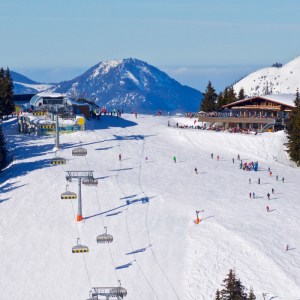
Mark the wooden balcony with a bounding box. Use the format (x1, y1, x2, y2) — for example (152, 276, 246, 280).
(198, 116, 276, 124)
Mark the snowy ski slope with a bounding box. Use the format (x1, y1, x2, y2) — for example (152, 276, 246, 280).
(0, 115, 300, 300)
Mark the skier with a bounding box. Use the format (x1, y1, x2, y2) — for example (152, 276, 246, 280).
(258, 178, 261, 184)
(282, 177, 285, 183)
(119, 154, 122, 161)
(268, 166, 270, 172)
(253, 192, 256, 199)
(266, 205, 270, 212)
(145, 156, 148, 161)
(135, 112, 137, 119)
(276, 175, 279, 181)
(249, 178, 251, 184)
(194, 167, 198, 174)
(237, 154, 240, 160)
(286, 244, 289, 251)
(173, 156, 177, 163)
(267, 192, 270, 200)
(272, 188, 274, 194)
(211, 153, 214, 159)
(249, 192, 252, 198)
(270, 171, 272, 177)
(217, 155, 220, 161)
(232, 158, 235, 163)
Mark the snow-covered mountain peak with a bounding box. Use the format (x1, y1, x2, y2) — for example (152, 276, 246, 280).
(233, 55, 300, 97)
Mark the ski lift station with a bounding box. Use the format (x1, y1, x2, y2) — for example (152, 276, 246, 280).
(17, 92, 90, 135)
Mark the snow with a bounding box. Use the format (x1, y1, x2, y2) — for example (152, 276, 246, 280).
(234, 56, 300, 96)
(1, 115, 300, 300)
(14, 82, 55, 92)
(91, 60, 123, 79)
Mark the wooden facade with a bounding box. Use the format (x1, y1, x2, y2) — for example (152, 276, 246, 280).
(198, 96, 295, 132)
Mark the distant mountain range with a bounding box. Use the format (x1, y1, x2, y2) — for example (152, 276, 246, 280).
(11, 59, 202, 113)
(233, 56, 300, 97)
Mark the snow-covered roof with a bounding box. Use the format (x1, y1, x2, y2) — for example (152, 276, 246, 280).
(29, 92, 67, 106)
(223, 94, 296, 108)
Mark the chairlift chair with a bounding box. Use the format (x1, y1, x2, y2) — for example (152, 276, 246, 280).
(50, 157, 66, 165)
(82, 178, 98, 186)
(72, 147, 87, 156)
(61, 185, 77, 200)
(97, 227, 113, 244)
(72, 238, 89, 253)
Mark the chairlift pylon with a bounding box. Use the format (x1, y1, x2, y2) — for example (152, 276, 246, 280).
(97, 227, 113, 244)
(61, 185, 77, 200)
(72, 238, 89, 253)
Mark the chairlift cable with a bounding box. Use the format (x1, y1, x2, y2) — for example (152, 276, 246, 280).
(61, 163, 92, 289)
(83, 153, 120, 282)
(137, 138, 180, 300)
(115, 139, 159, 300)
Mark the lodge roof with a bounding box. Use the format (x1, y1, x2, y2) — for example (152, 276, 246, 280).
(222, 94, 296, 109)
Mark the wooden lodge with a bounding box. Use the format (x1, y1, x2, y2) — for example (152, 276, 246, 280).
(198, 94, 296, 132)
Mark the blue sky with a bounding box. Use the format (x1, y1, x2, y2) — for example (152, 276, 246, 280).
(1, 0, 300, 91)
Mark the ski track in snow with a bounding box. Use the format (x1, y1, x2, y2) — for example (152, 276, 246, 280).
(0, 115, 300, 300)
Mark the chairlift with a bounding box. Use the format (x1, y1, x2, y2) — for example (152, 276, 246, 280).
(50, 157, 66, 165)
(72, 147, 87, 156)
(82, 178, 98, 186)
(97, 227, 113, 244)
(61, 185, 77, 200)
(72, 238, 89, 253)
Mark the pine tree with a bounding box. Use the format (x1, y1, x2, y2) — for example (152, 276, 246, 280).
(220, 269, 247, 300)
(2, 68, 15, 117)
(0, 67, 5, 118)
(238, 88, 245, 100)
(217, 92, 225, 111)
(200, 81, 217, 112)
(215, 289, 221, 300)
(287, 89, 300, 166)
(227, 86, 237, 104)
(247, 288, 256, 300)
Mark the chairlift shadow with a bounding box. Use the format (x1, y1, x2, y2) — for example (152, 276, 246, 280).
(115, 262, 134, 270)
(84, 204, 128, 220)
(120, 194, 139, 200)
(0, 198, 9, 204)
(106, 211, 123, 217)
(126, 245, 151, 255)
(95, 146, 114, 151)
(109, 167, 134, 172)
(125, 196, 156, 205)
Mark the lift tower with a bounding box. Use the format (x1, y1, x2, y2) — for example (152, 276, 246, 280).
(66, 171, 95, 221)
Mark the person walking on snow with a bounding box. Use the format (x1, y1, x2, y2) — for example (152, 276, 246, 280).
(217, 155, 220, 161)
(249, 178, 251, 184)
(173, 156, 177, 163)
(267, 192, 270, 200)
(119, 154, 122, 161)
(253, 192, 256, 198)
(286, 244, 289, 251)
(258, 178, 261, 184)
(276, 175, 279, 181)
(266, 206, 270, 212)
(282, 177, 285, 183)
(194, 167, 198, 174)
(249, 192, 252, 198)
(211, 153, 214, 159)
(272, 188, 274, 194)
(237, 154, 240, 160)
(232, 158, 235, 163)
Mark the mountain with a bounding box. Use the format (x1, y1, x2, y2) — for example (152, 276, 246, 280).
(233, 56, 300, 97)
(10, 71, 55, 94)
(54, 58, 202, 113)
